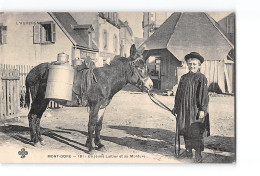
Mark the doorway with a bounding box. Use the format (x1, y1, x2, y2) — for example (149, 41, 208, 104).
(147, 56, 161, 89)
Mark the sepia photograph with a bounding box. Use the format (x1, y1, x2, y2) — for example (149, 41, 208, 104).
(0, 11, 236, 164)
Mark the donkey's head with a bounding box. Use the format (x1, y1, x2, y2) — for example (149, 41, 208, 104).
(128, 44, 153, 91)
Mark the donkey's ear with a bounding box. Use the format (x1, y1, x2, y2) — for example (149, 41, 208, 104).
(130, 44, 137, 59)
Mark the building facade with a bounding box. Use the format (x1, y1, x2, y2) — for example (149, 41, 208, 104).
(217, 13, 235, 61)
(118, 20, 134, 57)
(218, 13, 235, 45)
(71, 12, 120, 67)
(0, 12, 98, 66)
(142, 12, 171, 41)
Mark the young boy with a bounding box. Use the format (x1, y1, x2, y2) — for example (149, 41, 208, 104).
(172, 52, 210, 163)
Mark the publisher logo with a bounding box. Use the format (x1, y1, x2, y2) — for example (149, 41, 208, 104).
(18, 148, 28, 158)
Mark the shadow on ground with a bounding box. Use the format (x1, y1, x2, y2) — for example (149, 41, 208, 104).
(0, 125, 89, 152)
(0, 124, 235, 162)
(57, 125, 235, 163)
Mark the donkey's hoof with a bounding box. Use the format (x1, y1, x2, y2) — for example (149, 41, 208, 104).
(40, 140, 46, 146)
(96, 144, 106, 152)
(86, 144, 94, 153)
(88, 150, 96, 155)
(34, 142, 41, 147)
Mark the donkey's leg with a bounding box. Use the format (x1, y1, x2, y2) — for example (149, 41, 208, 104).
(27, 85, 39, 142)
(35, 99, 50, 146)
(29, 84, 49, 147)
(29, 113, 38, 146)
(85, 104, 101, 152)
(28, 114, 33, 142)
(94, 107, 106, 150)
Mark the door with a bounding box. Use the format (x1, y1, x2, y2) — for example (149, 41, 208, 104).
(160, 56, 167, 90)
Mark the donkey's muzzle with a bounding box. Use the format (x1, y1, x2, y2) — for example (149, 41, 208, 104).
(143, 78, 153, 91)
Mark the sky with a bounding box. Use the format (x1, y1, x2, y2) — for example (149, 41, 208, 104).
(119, 12, 233, 38)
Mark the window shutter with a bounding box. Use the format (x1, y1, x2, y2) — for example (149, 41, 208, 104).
(112, 13, 115, 23)
(113, 35, 117, 52)
(104, 12, 109, 18)
(40, 25, 46, 43)
(103, 30, 108, 49)
(51, 22, 56, 43)
(33, 24, 41, 44)
(88, 33, 92, 47)
(2, 26, 7, 44)
(115, 13, 118, 24)
(0, 27, 2, 44)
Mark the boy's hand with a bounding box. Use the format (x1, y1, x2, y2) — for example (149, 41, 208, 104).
(199, 111, 205, 119)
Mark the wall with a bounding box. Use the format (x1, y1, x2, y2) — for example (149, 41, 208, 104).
(70, 12, 120, 67)
(98, 16, 120, 66)
(160, 50, 182, 90)
(200, 60, 225, 93)
(119, 26, 133, 57)
(0, 12, 73, 65)
(177, 60, 234, 93)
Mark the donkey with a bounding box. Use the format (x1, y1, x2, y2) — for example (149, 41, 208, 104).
(25, 44, 153, 152)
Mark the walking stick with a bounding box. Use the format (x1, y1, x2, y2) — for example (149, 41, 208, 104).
(147, 91, 181, 158)
(175, 122, 180, 158)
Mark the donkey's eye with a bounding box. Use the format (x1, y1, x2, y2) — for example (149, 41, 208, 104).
(138, 60, 145, 68)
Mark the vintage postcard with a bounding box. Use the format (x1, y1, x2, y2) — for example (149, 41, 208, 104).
(0, 12, 235, 163)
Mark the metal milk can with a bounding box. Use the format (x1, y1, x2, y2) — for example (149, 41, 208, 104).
(73, 58, 83, 67)
(57, 52, 69, 62)
(45, 53, 74, 101)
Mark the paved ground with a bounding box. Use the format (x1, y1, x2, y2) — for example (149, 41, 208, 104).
(0, 85, 235, 163)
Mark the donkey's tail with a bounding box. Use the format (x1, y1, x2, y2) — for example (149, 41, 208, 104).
(25, 78, 30, 109)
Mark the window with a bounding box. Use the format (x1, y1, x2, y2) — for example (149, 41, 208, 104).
(155, 58, 161, 77)
(33, 21, 56, 44)
(113, 34, 117, 52)
(104, 12, 109, 18)
(108, 13, 112, 20)
(103, 30, 108, 49)
(120, 40, 124, 56)
(112, 13, 118, 24)
(0, 26, 7, 44)
(150, 12, 156, 21)
(88, 32, 92, 47)
(103, 58, 107, 66)
(227, 16, 234, 34)
(114, 13, 118, 24)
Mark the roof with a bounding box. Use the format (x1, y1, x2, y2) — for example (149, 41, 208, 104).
(134, 37, 143, 48)
(218, 12, 235, 22)
(118, 19, 133, 36)
(218, 12, 235, 45)
(72, 24, 94, 31)
(141, 12, 234, 61)
(49, 12, 98, 52)
(98, 12, 121, 29)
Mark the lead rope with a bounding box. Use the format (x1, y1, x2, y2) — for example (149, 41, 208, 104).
(147, 91, 180, 158)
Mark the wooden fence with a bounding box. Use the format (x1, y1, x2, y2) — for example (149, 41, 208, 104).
(0, 64, 20, 119)
(0, 64, 62, 120)
(177, 60, 235, 93)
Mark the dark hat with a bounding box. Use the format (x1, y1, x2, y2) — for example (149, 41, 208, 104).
(184, 52, 204, 63)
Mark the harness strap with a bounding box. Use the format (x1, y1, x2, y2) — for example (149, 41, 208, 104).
(147, 91, 180, 158)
